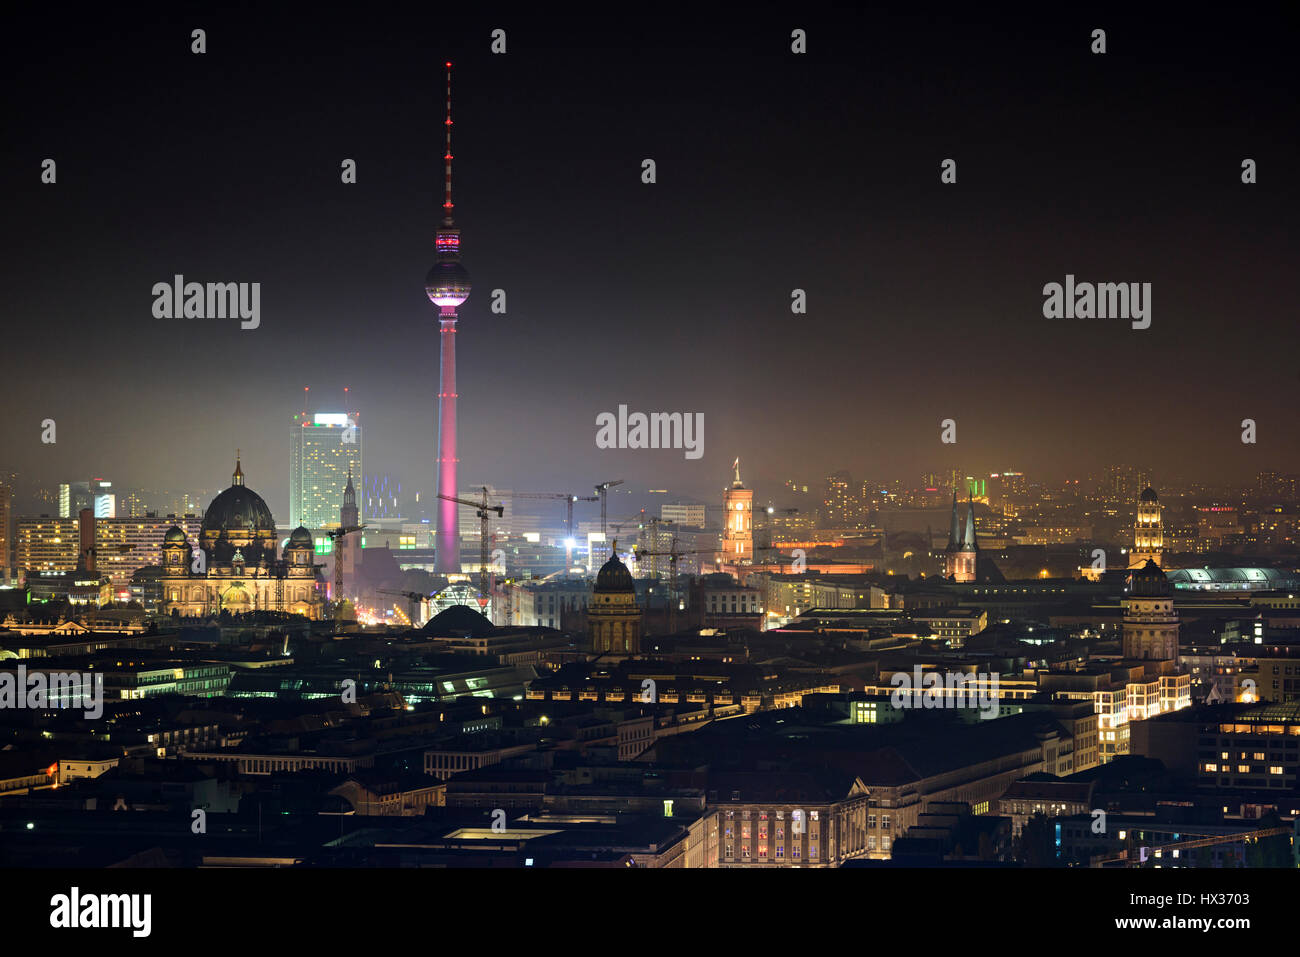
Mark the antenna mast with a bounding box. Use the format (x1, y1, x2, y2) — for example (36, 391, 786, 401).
(443, 61, 455, 225)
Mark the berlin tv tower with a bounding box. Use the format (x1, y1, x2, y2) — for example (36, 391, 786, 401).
(426, 61, 472, 574)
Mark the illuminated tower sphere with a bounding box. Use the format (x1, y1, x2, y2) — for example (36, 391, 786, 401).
(1131, 486, 1163, 568)
(427, 61, 471, 575)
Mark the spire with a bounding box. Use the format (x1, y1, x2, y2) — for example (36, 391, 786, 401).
(442, 61, 455, 227)
(732, 457, 743, 488)
(233, 450, 244, 486)
(947, 487, 961, 549)
(963, 491, 978, 551)
(343, 467, 356, 506)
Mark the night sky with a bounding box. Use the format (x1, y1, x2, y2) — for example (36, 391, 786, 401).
(4, 4, 1297, 515)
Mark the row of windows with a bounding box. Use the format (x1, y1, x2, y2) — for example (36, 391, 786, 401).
(1203, 763, 1287, 775)
(725, 844, 819, 860)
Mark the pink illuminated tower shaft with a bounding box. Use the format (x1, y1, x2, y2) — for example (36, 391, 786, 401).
(427, 61, 471, 574)
(436, 307, 459, 572)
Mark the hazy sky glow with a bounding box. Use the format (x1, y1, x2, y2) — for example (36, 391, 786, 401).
(4, 6, 1297, 515)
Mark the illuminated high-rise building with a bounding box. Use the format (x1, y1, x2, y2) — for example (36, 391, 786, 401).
(722, 458, 753, 563)
(94, 514, 204, 591)
(16, 517, 81, 573)
(1131, 486, 1163, 568)
(93, 484, 116, 518)
(58, 479, 111, 518)
(1257, 471, 1299, 501)
(0, 482, 11, 583)
(290, 411, 362, 531)
(821, 470, 858, 527)
(1103, 465, 1148, 505)
(426, 61, 472, 575)
(987, 471, 1026, 510)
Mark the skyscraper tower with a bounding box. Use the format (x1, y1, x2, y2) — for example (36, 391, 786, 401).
(289, 408, 361, 531)
(426, 62, 472, 574)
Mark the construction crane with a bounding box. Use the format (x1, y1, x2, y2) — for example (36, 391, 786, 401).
(379, 589, 434, 626)
(638, 516, 677, 581)
(269, 558, 288, 613)
(516, 491, 598, 566)
(631, 534, 717, 633)
(594, 479, 624, 537)
(437, 488, 504, 598)
(1089, 825, 1291, 868)
(326, 522, 367, 618)
(596, 514, 645, 574)
(607, 511, 647, 538)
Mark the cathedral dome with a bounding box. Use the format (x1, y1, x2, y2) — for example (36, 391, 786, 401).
(595, 552, 635, 592)
(163, 525, 187, 544)
(203, 484, 276, 535)
(287, 525, 313, 548)
(1129, 559, 1170, 596)
(1139, 486, 1159, 503)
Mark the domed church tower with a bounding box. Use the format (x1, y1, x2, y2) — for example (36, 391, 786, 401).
(1131, 486, 1163, 568)
(160, 454, 325, 618)
(1122, 559, 1179, 660)
(199, 454, 279, 566)
(589, 543, 642, 655)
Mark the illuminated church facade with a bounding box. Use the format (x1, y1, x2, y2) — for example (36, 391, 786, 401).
(159, 457, 326, 618)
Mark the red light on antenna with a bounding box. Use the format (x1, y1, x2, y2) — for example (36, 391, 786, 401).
(446, 61, 452, 68)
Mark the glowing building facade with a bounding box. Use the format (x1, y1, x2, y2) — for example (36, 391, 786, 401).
(722, 459, 753, 563)
(1131, 485, 1163, 568)
(161, 458, 325, 618)
(290, 412, 362, 531)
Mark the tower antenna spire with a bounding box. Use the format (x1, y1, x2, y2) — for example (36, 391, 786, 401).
(426, 59, 471, 576)
(443, 61, 455, 226)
